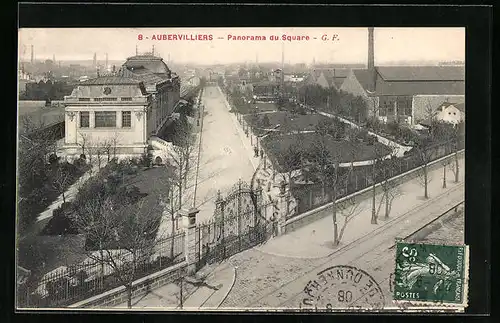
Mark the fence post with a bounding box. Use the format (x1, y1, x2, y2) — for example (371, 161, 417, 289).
(277, 192, 288, 236)
(181, 207, 199, 275)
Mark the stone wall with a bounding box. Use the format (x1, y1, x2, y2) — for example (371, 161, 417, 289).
(69, 261, 187, 308)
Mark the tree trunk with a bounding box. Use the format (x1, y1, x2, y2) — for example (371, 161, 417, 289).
(126, 284, 132, 308)
(424, 164, 429, 199)
(332, 186, 338, 246)
(443, 163, 447, 188)
(371, 163, 377, 224)
(454, 151, 459, 183)
(62, 190, 66, 204)
(179, 278, 184, 309)
(384, 187, 390, 219)
(170, 214, 175, 259)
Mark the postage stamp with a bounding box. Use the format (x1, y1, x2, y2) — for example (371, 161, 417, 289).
(301, 265, 385, 311)
(393, 242, 469, 307)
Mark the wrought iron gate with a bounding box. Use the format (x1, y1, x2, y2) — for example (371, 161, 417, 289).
(195, 179, 275, 269)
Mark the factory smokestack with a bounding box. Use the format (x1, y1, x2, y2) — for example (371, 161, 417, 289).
(368, 27, 374, 70)
(31, 45, 34, 64)
(367, 27, 376, 93)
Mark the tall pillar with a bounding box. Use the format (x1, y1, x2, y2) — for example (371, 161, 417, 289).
(277, 192, 288, 236)
(89, 111, 95, 128)
(182, 207, 199, 275)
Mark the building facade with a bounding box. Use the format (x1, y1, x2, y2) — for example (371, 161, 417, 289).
(340, 66, 465, 125)
(120, 54, 181, 136)
(63, 76, 152, 159)
(62, 53, 184, 160)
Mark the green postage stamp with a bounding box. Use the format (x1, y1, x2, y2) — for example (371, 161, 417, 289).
(393, 242, 469, 307)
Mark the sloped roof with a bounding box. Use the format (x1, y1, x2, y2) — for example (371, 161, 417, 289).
(454, 102, 465, 112)
(124, 55, 171, 74)
(352, 67, 465, 96)
(127, 67, 167, 85)
(377, 66, 464, 81)
(80, 76, 141, 85)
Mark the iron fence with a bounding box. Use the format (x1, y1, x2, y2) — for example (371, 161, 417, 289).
(18, 231, 185, 308)
(289, 140, 464, 218)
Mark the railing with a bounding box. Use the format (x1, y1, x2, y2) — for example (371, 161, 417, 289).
(18, 231, 186, 308)
(289, 139, 464, 218)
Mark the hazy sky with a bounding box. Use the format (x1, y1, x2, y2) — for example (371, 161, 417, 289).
(18, 27, 465, 65)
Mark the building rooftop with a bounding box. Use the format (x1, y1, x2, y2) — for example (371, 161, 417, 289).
(123, 54, 171, 75)
(79, 76, 142, 86)
(351, 66, 465, 96)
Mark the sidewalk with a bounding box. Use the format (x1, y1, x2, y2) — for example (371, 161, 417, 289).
(36, 163, 102, 222)
(255, 155, 465, 259)
(114, 262, 236, 309)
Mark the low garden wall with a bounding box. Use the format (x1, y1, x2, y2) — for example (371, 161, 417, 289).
(284, 149, 464, 233)
(69, 261, 187, 308)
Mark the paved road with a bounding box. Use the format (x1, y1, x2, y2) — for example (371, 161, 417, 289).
(193, 86, 257, 224)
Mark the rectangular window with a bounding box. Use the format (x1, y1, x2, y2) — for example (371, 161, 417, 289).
(94, 111, 116, 128)
(80, 111, 89, 128)
(122, 111, 131, 128)
(397, 96, 412, 116)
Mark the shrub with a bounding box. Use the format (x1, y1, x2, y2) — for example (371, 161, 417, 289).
(356, 129, 369, 141)
(43, 206, 78, 235)
(367, 135, 377, 145)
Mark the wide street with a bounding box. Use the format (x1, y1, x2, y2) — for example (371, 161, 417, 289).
(193, 85, 257, 223)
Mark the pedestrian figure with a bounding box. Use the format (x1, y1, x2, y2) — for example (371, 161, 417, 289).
(270, 213, 278, 237)
(254, 146, 259, 157)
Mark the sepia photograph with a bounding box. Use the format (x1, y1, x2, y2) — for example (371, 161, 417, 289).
(16, 26, 467, 312)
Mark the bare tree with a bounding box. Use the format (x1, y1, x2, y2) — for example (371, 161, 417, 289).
(71, 194, 163, 308)
(370, 141, 401, 223)
(78, 133, 90, 157)
(167, 133, 198, 206)
(276, 137, 305, 192)
(377, 143, 402, 219)
(306, 124, 355, 246)
(101, 139, 113, 162)
(336, 196, 365, 244)
(415, 137, 435, 199)
(50, 164, 71, 205)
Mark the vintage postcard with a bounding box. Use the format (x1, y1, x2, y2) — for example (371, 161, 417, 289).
(16, 27, 466, 312)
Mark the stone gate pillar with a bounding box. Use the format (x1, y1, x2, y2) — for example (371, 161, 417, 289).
(182, 207, 199, 275)
(277, 192, 288, 236)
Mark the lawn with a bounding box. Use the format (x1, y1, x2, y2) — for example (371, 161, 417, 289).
(20, 162, 173, 274)
(262, 132, 392, 173)
(243, 111, 335, 135)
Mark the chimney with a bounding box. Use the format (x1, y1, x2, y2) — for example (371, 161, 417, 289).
(367, 27, 376, 93)
(368, 27, 374, 70)
(30, 45, 34, 64)
(136, 45, 138, 55)
(152, 45, 155, 56)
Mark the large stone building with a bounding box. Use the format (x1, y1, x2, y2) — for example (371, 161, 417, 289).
(340, 28, 465, 126)
(63, 53, 182, 160)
